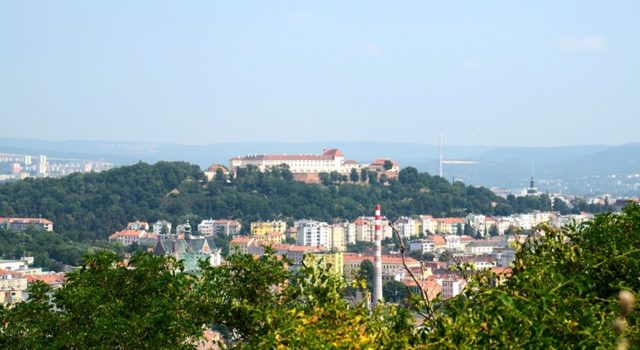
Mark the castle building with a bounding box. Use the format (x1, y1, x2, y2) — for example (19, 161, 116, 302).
(229, 148, 398, 183)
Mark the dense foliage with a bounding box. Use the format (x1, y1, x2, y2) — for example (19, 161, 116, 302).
(0, 252, 204, 349)
(0, 161, 204, 241)
(0, 162, 565, 242)
(420, 204, 640, 348)
(1, 205, 639, 348)
(0, 228, 96, 270)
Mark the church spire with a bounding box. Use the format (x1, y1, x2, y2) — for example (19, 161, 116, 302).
(527, 161, 538, 196)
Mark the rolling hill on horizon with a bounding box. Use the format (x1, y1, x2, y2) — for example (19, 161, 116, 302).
(0, 137, 638, 195)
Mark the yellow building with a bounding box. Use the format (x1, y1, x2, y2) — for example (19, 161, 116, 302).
(436, 218, 465, 234)
(0, 271, 28, 305)
(304, 252, 344, 277)
(252, 232, 284, 244)
(329, 224, 346, 252)
(342, 253, 421, 282)
(420, 215, 438, 235)
(250, 220, 287, 236)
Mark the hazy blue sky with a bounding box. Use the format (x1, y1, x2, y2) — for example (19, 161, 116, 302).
(1, 1, 638, 146)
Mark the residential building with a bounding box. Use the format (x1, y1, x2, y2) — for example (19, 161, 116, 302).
(409, 240, 435, 254)
(444, 235, 463, 251)
(38, 155, 48, 177)
(250, 220, 287, 236)
(465, 214, 487, 236)
(213, 220, 242, 236)
(458, 255, 497, 271)
(0, 152, 113, 180)
(0, 270, 28, 305)
(285, 227, 297, 241)
(152, 220, 172, 235)
(137, 232, 161, 247)
(230, 236, 256, 255)
(553, 212, 593, 227)
(532, 211, 552, 226)
(304, 252, 344, 277)
(441, 277, 467, 300)
(436, 218, 465, 234)
(274, 244, 325, 266)
(127, 220, 150, 231)
(342, 222, 357, 245)
(252, 232, 284, 245)
(203, 163, 230, 181)
(329, 224, 346, 251)
(424, 261, 449, 271)
(395, 217, 420, 239)
(198, 220, 216, 236)
(495, 217, 514, 235)
(0, 261, 43, 278)
(420, 215, 438, 235)
(402, 278, 441, 301)
(355, 217, 373, 242)
(246, 243, 325, 266)
(0, 217, 54, 232)
(343, 254, 421, 282)
(484, 217, 496, 236)
(198, 219, 242, 237)
(295, 220, 330, 248)
(459, 235, 475, 249)
(25, 272, 66, 291)
(426, 235, 447, 252)
(492, 248, 517, 267)
(0, 257, 50, 306)
(490, 267, 513, 286)
(354, 216, 392, 242)
(513, 214, 534, 230)
(0, 257, 32, 272)
(108, 230, 146, 246)
(465, 240, 500, 255)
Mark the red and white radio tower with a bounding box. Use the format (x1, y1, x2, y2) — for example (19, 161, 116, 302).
(373, 204, 383, 306)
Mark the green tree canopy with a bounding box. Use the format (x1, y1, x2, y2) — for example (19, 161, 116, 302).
(0, 161, 603, 245)
(2, 205, 640, 348)
(421, 204, 640, 348)
(0, 251, 205, 349)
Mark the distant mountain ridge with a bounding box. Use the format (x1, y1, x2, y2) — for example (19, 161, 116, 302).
(416, 143, 640, 194)
(0, 137, 490, 167)
(0, 137, 638, 195)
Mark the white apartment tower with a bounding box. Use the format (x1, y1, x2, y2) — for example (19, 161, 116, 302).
(295, 220, 330, 248)
(38, 155, 48, 177)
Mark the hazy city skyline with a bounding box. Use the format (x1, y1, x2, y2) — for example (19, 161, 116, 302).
(1, 1, 639, 147)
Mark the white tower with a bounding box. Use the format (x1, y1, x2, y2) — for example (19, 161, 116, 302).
(38, 155, 48, 177)
(373, 204, 383, 307)
(439, 130, 444, 178)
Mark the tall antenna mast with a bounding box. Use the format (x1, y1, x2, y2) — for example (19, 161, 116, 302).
(439, 130, 444, 178)
(438, 130, 480, 179)
(531, 161, 534, 177)
(530, 161, 535, 189)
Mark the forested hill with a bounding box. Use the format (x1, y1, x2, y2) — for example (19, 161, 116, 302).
(0, 162, 555, 241)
